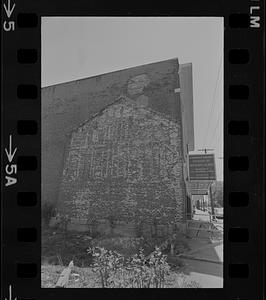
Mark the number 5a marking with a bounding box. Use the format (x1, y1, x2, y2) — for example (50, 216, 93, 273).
(3, 21, 15, 31)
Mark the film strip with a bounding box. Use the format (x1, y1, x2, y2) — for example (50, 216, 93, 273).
(1, 1, 264, 299)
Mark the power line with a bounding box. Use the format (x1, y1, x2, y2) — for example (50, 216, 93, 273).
(205, 75, 223, 147)
(210, 133, 223, 150)
(205, 71, 223, 147)
(203, 52, 223, 147)
(215, 131, 223, 147)
(209, 110, 223, 147)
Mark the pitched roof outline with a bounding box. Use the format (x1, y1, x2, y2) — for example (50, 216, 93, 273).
(67, 94, 181, 137)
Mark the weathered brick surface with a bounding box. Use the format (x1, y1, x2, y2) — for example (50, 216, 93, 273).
(58, 96, 186, 233)
(42, 59, 182, 206)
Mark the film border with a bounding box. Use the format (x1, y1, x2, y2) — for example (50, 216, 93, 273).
(1, 1, 264, 299)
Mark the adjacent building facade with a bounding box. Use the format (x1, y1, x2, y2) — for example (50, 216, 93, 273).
(42, 58, 194, 235)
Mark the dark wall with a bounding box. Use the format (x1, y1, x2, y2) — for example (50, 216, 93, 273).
(42, 58, 182, 205)
(179, 63, 194, 154)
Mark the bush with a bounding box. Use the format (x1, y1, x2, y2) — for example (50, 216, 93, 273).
(42, 202, 56, 226)
(168, 233, 190, 255)
(88, 247, 124, 287)
(141, 236, 165, 255)
(88, 246, 170, 288)
(42, 230, 94, 267)
(90, 233, 189, 261)
(91, 237, 144, 257)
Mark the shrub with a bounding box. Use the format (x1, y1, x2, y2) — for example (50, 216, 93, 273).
(141, 236, 165, 255)
(168, 233, 190, 255)
(87, 247, 124, 288)
(42, 202, 56, 226)
(56, 213, 71, 231)
(91, 237, 144, 257)
(125, 247, 170, 288)
(42, 229, 94, 267)
(87, 246, 170, 288)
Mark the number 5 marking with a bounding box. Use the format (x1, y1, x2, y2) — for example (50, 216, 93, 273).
(3, 21, 15, 31)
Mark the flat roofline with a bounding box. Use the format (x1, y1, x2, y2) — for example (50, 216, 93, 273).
(42, 57, 179, 89)
(179, 62, 192, 67)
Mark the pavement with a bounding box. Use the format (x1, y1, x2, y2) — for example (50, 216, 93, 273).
(181, 260, 223, 287)
(179, 239, 223, 288)
(178, 209, 223, 288)
(193, 208, 212, 222)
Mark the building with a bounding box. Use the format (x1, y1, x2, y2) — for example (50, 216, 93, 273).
(42, 58, 194, 235)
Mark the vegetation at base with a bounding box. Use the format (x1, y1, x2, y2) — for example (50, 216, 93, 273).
(41, 202, 57, 226)
(88, 246, 170, 288)
(41, 246, 200, 288)
(42, 229, 94, 267)
(42, 226, 189, 268)
(41, 263, 201, 288)
(42, 212, 192, 287)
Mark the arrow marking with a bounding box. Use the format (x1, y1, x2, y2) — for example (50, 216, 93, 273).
(5, 135, 17, 163)
(3, 0, 16, 18)
(5, 285, 17, 300)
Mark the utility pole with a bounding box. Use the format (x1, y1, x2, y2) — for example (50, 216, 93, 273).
(198, 148, 215, 220)
(208, 156, 223, 219)
(209, 181, 215, 220)
(198, 148, 215, 219)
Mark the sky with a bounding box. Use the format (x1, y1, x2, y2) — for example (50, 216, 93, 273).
(42, 17, 224, 180)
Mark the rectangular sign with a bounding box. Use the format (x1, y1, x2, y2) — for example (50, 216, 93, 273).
(189, 154, 216, 180)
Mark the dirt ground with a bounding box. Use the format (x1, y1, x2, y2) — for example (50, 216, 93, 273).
(41, 264, 200, 288)
(42, 223, 223, 288)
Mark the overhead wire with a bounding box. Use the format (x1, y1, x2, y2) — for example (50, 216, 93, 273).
(208, 66, 223, 147)
(209, 109, 223, 148)
(213, 129, 223, 148)
(203, 52, 223, 147)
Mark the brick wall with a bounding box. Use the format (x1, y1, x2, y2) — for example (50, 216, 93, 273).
(42, 59, 182, 206)
(58, 96, 186, 234)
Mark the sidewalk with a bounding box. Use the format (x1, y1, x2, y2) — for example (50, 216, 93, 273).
(179, 238, 223, 288)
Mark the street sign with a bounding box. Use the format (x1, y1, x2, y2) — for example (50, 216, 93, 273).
(188, 154, 216, 181)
